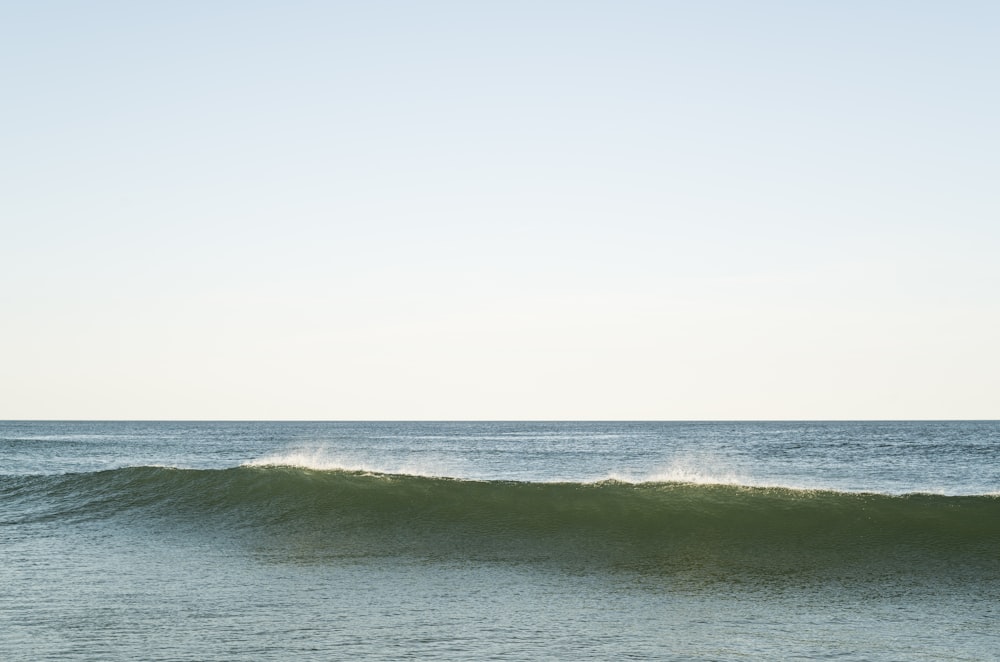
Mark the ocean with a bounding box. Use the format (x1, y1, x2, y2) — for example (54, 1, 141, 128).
(1, 420, 997, 660)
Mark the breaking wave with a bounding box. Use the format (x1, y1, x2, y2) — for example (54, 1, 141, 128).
(3, 466, 998, 581)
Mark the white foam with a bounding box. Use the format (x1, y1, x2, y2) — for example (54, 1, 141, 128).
(613, 456, 755, 486)
(242, 448, 457, 478)
(589, 458, 821, 491)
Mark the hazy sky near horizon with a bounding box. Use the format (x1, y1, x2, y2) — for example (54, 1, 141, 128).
(2, 1, 998, 419)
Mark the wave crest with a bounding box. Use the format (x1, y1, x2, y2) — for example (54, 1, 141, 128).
(243, 449, 458, 478)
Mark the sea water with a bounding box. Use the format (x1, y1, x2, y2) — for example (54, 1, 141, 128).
(1, 421, 998, 660)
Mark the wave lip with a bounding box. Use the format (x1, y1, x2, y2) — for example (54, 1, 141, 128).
(242, 449, 461, 479)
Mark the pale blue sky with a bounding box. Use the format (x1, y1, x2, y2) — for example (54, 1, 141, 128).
(2, 1, 997, 419)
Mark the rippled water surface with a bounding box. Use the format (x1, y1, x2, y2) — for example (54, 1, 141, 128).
(2, 421, 998, 660)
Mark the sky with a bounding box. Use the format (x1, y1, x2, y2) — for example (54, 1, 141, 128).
(2, 1, 997, 420)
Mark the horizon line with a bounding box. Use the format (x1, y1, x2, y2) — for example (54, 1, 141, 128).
(3, 418, 998, 423)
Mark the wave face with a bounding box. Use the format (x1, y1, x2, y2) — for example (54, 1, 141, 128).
(4, 466, 998, 581)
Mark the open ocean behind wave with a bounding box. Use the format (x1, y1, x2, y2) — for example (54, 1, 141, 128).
(2, 421, 998, 660)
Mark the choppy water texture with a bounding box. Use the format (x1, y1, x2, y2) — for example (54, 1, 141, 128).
(2, 421, 998, 660)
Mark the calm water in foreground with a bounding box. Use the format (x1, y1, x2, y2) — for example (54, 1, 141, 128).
(2, 421, 998, 660)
